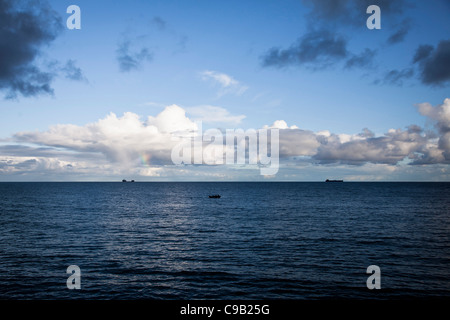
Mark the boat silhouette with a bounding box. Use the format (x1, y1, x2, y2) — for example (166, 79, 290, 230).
(209, 195, 221, 198)
(325, 179, 343, 182)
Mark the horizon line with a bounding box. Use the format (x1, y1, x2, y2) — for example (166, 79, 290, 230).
(0, 180, 449, 183)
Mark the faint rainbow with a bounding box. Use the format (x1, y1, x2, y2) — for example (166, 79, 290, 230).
(140, 153, 152, 166)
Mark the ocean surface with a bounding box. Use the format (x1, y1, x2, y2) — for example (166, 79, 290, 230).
(0, 182, 449, 300)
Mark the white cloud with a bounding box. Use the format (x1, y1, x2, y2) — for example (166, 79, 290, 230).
(416, 98, 450, 127)
(139, 167, 162, 177)
(264, 98, 450, 166)
(264, 120, 299, 129)
(147, 104, 198, 134)
(2, 98, 450, 180)
(187, 105, 245, 125)
(278, 129, 320, 157)
(200, 70, 248, 96)
(416, 98, 450, 162)
(14, 104, 197, 165)
(0, 156, 74, 173)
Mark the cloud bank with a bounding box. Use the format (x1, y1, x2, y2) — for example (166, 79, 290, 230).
(1, 99, 449, 180)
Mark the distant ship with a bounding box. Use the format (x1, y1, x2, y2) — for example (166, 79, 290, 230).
(122, 179, 135, 182)
(325, 179, 343, 182)
(209, 194, 221, 198)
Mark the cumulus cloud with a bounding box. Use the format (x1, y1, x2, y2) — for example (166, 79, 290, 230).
(264, 120, 298, 130)
(271, 123, 420, 165)
(0, 0, 63, 99)
(14, 104, 197, 166)
(413, 40, 450, 86)
(0, 156, 77, 174)
(3, 99, 450, 180)
(416, 98, 450, 161)
(279, 130, 320, 158)
(264, 98, 450, 166)
(147, 104, 198, 134)
(416, 98, 450, 131)
(200, 70, 248, 96)
(312, 126, 432, 165)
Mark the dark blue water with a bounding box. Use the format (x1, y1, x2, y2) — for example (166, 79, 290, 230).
(0, 182, 449, 300)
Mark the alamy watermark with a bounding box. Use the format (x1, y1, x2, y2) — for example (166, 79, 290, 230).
(64, 264, 380, 292)
(66, 265, 81, 289)
(366, 265, 381, 289)
(366, 5, 381, 30)
(65, 4, 381, 31)
(170, 122, 279, 175)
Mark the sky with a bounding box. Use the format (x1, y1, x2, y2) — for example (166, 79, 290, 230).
(0, 0, 449, 181)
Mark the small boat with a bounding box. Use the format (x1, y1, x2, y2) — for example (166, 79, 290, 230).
(325, 179, 343, 182)
(122, 179, 127, 182)
(209, 195, 221, 198)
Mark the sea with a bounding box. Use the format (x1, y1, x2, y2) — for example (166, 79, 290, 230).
(0, 182, 449, 300)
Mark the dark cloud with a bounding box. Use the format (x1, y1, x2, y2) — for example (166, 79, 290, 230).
(413, 40, 450, 86)
(413, 44, 434, 63)
(312, 126, 433, 165)
(61, 60, 86, 81)
(13, 158, 38, 169)
(151, 16, 167, 31)
(176, 35, 189, 53)
(345, 48, 376, 69)
(0, 0, 63, 99)
(116, 40, 153, 72)
(149, 16, 188, 53)
(261, 29, 348, 69)
(375, 68, 414, 86)
(387, 19, 411, 45)
(262, 0, 412, 71)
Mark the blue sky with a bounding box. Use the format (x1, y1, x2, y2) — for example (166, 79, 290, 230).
(0, 0, 449, 181)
